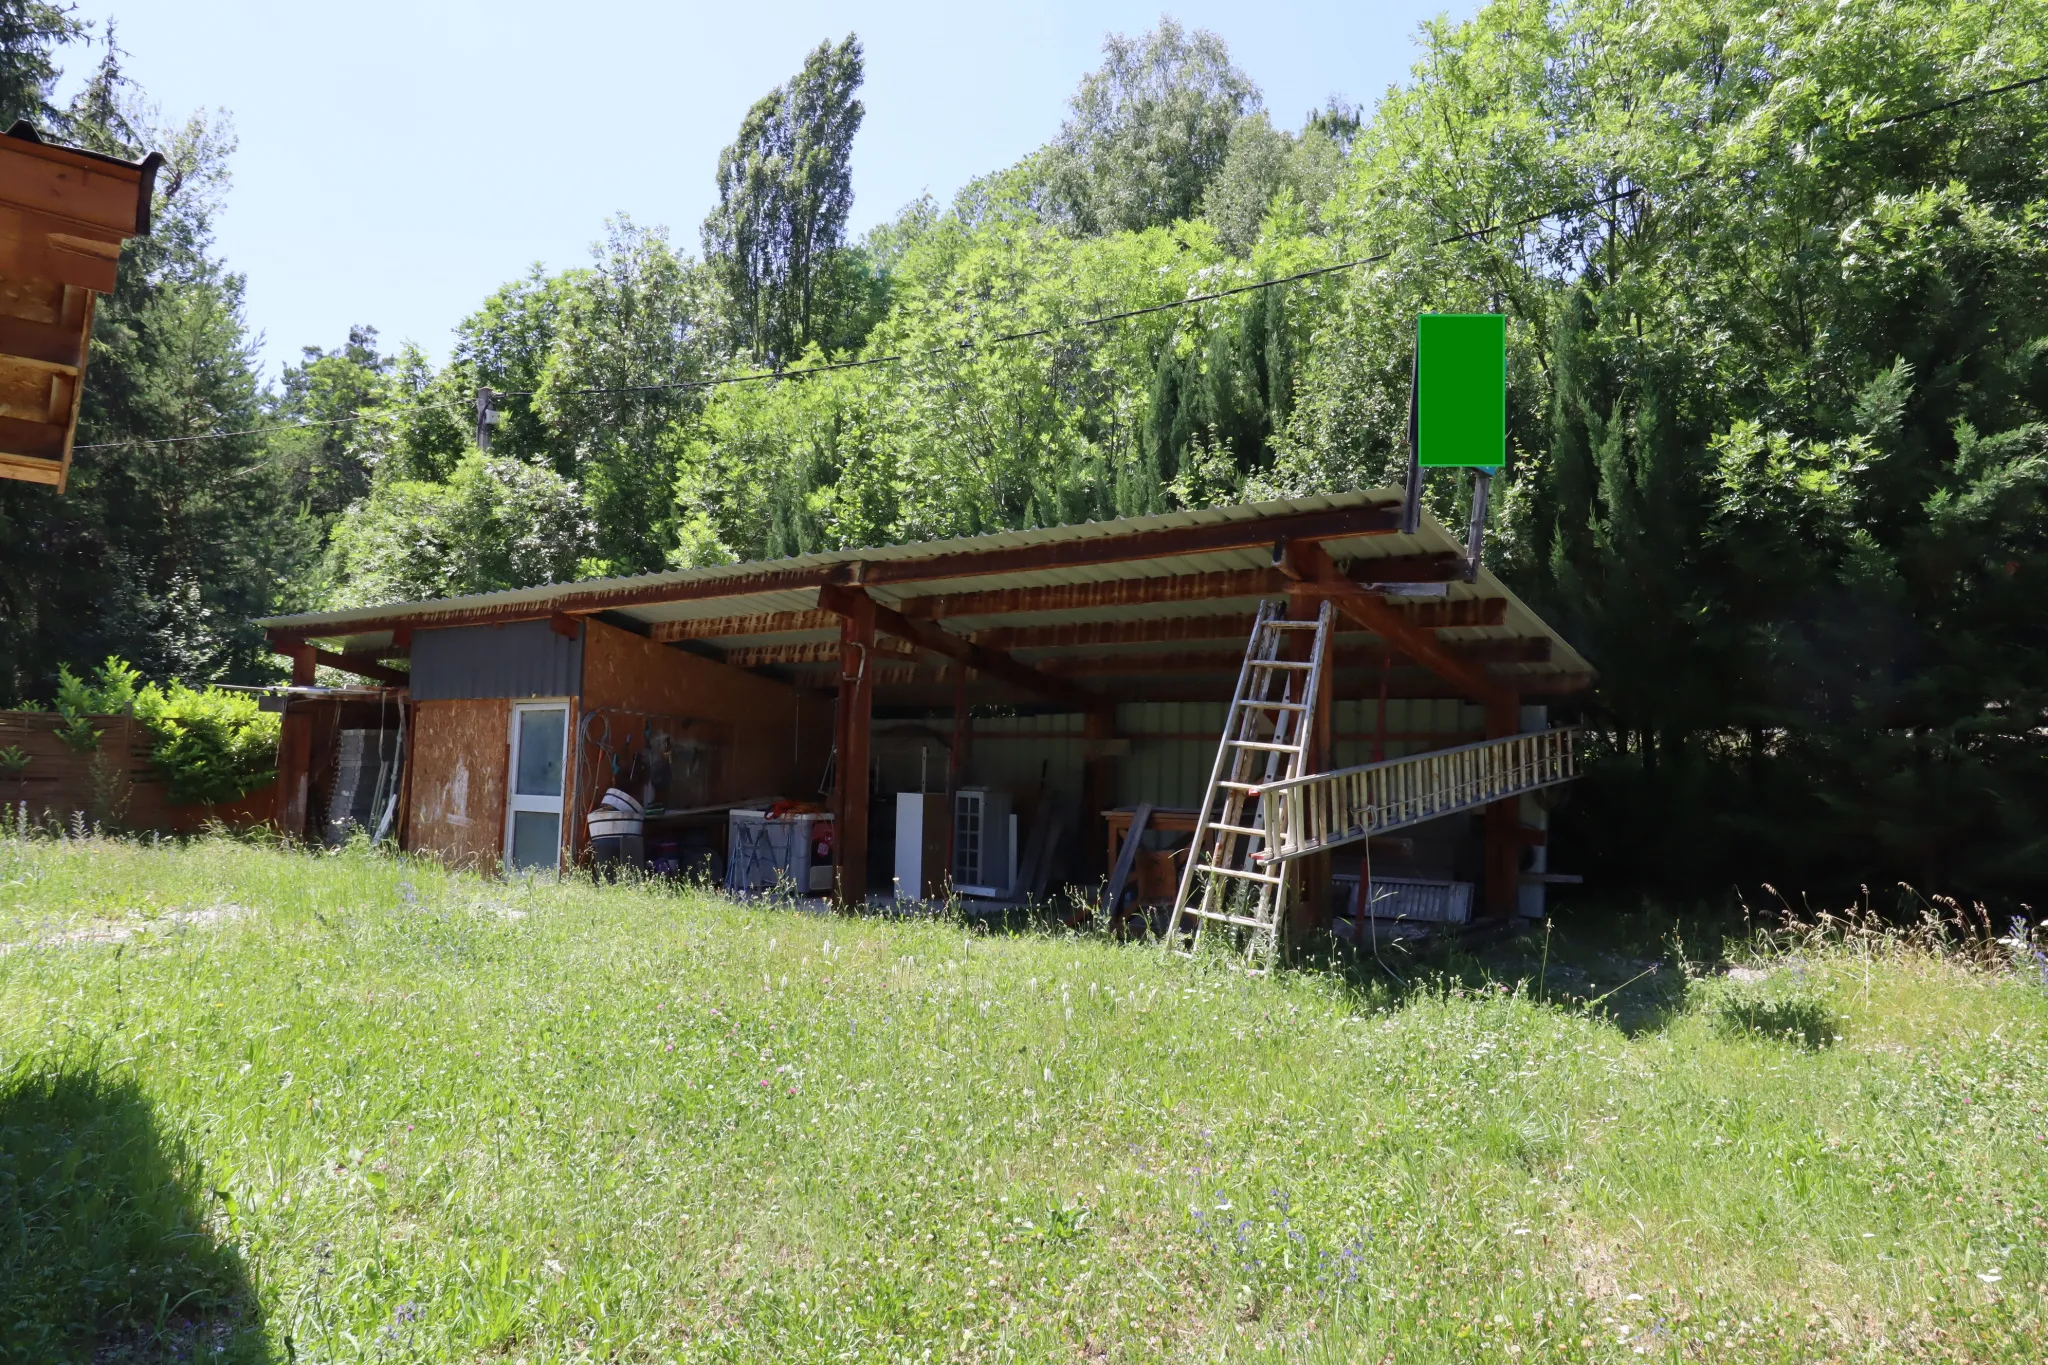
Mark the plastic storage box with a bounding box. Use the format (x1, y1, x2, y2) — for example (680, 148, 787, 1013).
(725, 809, 834, 896)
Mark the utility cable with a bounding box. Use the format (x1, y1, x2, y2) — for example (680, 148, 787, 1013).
(1871, 69, 2048, 129)
(65, 187, 1637, 451)
(62, 66, 2046, 453)
(72, 402, 468, 453)
(498, 186, 1646, 402)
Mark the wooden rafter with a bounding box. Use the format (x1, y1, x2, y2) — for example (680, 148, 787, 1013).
(819, 583, 1108, 717)
(772, 666, 1590, 704)
(652, 609, 840, 643)
(266, 631, 409, 687)
(850, 504, 1400, 588)
(1034, 639, 1551, 677)
(1278, 540, 1512, 707)
(973, 613, 1261, 651)
(313, 649, 409, 688)
(263, 531, 1456, 642)
(895, 569, 1281, 621)
(968, 597, 1507, 651)
(719, 638, 921, 669)
(891, 554, 1462, 621)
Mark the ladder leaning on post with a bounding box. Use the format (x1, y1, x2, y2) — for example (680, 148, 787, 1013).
(1161, 598, 1334, 963)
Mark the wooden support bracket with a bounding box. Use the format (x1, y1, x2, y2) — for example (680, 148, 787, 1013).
(819, 582, 1110, 720)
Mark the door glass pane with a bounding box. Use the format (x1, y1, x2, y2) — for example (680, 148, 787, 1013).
(514, 707, 566, 797)
(509, 810, 561, 871)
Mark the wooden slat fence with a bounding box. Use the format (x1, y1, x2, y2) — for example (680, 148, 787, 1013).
(0, 710, 273, 832)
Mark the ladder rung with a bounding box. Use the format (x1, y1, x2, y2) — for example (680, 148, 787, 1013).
(1234, 699, 1308, 711)
(1195, 862, 1283, 885)
(1261, 620, 1325, 630)
(1206, 820, 1265, 838)
(1185, 909, 1279, 931)
(1246, 659, 1314, 671)
(1229, 739, 1300, 752)
(1217, 780, 1264, 791)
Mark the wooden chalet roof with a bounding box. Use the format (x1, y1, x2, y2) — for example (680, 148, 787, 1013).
(259, 490, 1594, 707)
(0, 122, 162, 491)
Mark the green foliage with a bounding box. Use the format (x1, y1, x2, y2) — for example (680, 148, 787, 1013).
(0, 745, 29, 776)
(1040, 18, 1260, 235)
(1700, 969, 1841, 1049)
(535, 219, 717, 574)
(50, 656, 138, 752)
(130, 678, 279, 806)
(1202, 104, 1354, 255)
(323, 451, 595, 607)
(33, 656, 276, 805)
(0, 0, 80, 128)
(702, 35, 866, 363)
(268, 323, 396, 523)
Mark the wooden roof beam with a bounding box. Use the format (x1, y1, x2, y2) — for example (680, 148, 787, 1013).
(718, 638, 922, 670)
(652, 609, 841, 643)
(260, 509, 1432, 640)
(852, 503, 1400, 588)
(969, 597, 1507, 651)
(1277, 539, 1512, 710)
(819, 583, 1110, 718)
(266, 632, 409, 687)
(892, 553, 1460, 622)
(1035, 639, 1550, 677)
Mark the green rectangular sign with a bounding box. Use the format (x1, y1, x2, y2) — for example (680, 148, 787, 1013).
(1416, 313, 1506, 469)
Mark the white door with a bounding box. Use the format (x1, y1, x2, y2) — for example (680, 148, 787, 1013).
(505, 702, 569, 873)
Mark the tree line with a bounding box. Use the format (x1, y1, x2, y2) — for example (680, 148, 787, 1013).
(1, 0, 2043, 906)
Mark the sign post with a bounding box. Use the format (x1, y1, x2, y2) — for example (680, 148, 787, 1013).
(1401, 313, 1507, 578)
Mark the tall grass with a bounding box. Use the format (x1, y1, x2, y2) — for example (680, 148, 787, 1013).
(1, 833, 2044, 1362)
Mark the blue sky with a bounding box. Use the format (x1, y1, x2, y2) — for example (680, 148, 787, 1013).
(66, 1, 1475, 377)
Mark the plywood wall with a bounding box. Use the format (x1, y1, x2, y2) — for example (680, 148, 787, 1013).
(406, 698, 511, 871)
(578, 618, 831, 819)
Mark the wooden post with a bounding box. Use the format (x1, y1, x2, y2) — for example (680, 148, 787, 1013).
(948, 661, 970, 881)
(275, 642, 316, 840)
(1483, 695, 1521, 919)
(1081, 708, 1118, 883)
(832, 591, 876, 910)
(1288, 588, 1334, 939)
(949, 661, 970, 793)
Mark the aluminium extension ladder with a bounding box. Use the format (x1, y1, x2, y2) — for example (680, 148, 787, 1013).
(1161, 599, 1334, 962)
(1250, 728, 1578, 865)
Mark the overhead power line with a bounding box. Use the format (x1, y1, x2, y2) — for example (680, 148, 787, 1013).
(75, 187, 1644, 452)
(64, 66, 2045, 455)
(1874, 70, 2048, 128)
(493, 186, 1646, 403)
(73, 403, 467, 453)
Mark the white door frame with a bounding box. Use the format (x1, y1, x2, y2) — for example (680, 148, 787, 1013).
(504, 699, 571, 874)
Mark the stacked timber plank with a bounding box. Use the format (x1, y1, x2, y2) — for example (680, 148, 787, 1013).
(0, 121, 160, 491)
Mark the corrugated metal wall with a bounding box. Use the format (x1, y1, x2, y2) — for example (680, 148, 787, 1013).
(410, 621, 583, 701)
(947, 699, 1490, 815)
(1114, 698, 1486, 809)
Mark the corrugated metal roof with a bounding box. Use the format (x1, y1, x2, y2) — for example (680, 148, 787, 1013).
(261, 489, 1593, 688)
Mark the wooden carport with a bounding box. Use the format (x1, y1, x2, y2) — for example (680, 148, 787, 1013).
(260, 490, 1591, 923)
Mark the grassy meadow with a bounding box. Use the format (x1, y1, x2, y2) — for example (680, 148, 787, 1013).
(1, 834, 2044, 1363)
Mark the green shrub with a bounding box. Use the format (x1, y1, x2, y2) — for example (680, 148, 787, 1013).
(132, 682, 280, 807)
(0, 745, 28, 776)
(1702, 968, 1840, 1049)
(48, 657, 143, 753)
